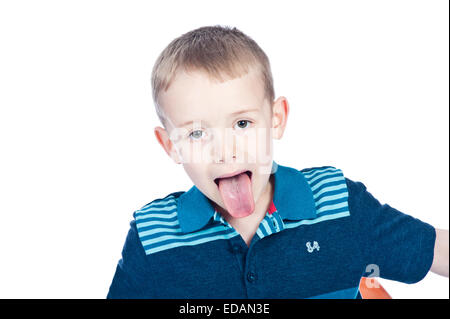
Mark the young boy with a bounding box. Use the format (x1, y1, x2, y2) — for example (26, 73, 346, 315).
(107, 25, 448, 299)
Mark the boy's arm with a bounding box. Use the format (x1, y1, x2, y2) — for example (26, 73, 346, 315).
(107, 220, 153, 298)
(430, 228, 449, 277)
(346, 178, 437, 284)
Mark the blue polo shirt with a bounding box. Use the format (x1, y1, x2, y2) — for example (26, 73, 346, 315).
(107, 161, 436, 299)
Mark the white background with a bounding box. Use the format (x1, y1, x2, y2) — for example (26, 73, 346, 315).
(0, 0, 448, 298)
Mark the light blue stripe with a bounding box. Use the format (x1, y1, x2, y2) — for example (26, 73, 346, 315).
(302, 167, 337, 179)
(305, 170, 340, 184)
(316, 201, 348, 215)
(311, 176, 344, 192)
(284, 211, 350, 229)
(141, 225, 231, 247)
(256, 228, 265, 238)
(273, 213, 284, 231)
(307, 286, 359, 299)
(139, 197, 174, 210)
(145, 231, 239, 255)
(135, 211, 178, 221)
(260, 219, 272, 236)
(213, 213, 230, 227)
(136, 219, 180, 229)
(315, 192, 348, 206)
(220, 216, 228, 225)
(136, 204, 177, 214)
(139, 227, 181, 237)
(139, 197, 176, 210)
(213, 211, 221, 222)
(313, 184, 347, 199)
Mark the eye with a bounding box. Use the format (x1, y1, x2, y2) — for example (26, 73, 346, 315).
(188, 129, 204, 140)
(234, 120, 252, 130)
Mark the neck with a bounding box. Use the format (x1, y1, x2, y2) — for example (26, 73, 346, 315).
(220, 174, 275, 245)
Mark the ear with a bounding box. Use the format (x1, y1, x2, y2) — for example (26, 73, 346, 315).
(271, 96, 290, 139)
(154, 126, 183, 164)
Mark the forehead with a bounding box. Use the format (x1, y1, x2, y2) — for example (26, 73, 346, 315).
(159, 68, 266, 128)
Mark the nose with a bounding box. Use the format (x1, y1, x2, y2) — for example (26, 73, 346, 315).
(213, 128, 236, 164)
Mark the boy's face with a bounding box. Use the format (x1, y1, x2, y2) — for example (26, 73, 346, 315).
(155, 67, 289, 218)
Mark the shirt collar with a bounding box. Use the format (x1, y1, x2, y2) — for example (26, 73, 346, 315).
(177, 161, 317, 233)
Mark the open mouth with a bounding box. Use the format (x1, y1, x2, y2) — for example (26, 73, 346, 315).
(214, 170, 252, 187)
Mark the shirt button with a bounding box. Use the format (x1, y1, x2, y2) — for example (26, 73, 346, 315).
(232, 245, 241, 253)
(247, 272, 257, 283)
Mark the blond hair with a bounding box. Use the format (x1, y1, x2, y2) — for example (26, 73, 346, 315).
(151, 25, 275, 127)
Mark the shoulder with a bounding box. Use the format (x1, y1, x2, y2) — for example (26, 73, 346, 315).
(298, 164, 364, 194)
(299, 165, 340, 174)
(132, 191, 185, 235)
(131, 191, 188, 255)
(299, 165, 344, 178)
(133, 191, 185, 219)
(291, 164, 352, 219)
(135, 191, 185, 210)
(298, 165, 348, 191)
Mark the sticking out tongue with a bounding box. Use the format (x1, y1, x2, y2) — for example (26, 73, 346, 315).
(217, 172, 255, 218)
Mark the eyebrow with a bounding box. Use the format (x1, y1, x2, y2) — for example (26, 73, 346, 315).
(178, 108, 260, 127)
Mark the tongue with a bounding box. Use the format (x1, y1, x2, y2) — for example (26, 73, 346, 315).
(217, 172, 255, 218)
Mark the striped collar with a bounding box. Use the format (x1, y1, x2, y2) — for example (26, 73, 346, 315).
(177, 161, 317, 234)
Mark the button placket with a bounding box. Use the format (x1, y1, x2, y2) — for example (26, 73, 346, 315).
(243, 239, 259, 297)
(231, 245, 241, 254)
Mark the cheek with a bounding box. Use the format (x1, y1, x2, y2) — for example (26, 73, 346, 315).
(238, 128, 272, 163)
(182, 165, 213, 188)
(183, 164, 202, 183)
(177, 141, 214, 165)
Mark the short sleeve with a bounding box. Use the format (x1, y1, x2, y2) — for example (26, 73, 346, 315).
(346, 178, 436, 284)
(107, 220, 153, 298)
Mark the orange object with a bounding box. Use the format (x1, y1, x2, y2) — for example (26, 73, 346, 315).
(359, 277, 392, 299)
